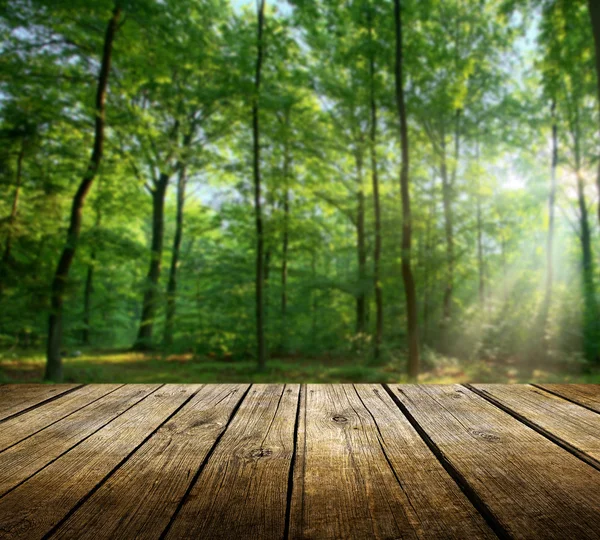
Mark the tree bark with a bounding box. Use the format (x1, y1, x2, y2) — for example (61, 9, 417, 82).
(253, 0, 267, 370)
(587, 0, 600, 224)
(280, 112, 291, 351)
(394, 0, 420, 379)
(163, 164, 187, 348)
(135, 173, 169, 349)
(355, 149, 367, 336)
(45, 5, 121, 381)
(368, 14, 383, 359)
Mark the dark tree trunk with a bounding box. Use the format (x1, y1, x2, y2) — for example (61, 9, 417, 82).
(394, 0, 420, 379)
(253, 0, 267, 370)
(368, 14, 383, 359)
(356, 150, 366, 335)
(587, 0, 600, 224)
(135, 173, 169, 350)
(163, 165, 187, 348)
(45, 5, 121, 381)
(280, 116, 291, 350)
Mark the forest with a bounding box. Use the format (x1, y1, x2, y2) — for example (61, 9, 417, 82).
(0, 0, 600, 384)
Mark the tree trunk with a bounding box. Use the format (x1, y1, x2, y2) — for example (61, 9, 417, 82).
(253, 0, 267, 370)
(163, 165, 187, 348)
(355, 150, 366, 335)
(280, 117, 291, 351)
(368, 15, 383, 359)
(135, 173, 169, 350)
(587, 0, 600, 224)
(394, 0, 420, 379)
(45, 5, 121, 381)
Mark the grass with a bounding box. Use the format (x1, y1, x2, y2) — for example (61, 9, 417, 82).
(1, 348, 599, 384)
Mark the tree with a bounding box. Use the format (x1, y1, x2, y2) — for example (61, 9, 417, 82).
(45, 4, 121, 380)
(394, 0, 420, 378)
(253, 0, 267, 370)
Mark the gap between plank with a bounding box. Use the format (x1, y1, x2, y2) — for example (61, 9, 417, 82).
(40, 383, 200, 540)
(465, 384, 600, 472)
(0, 384, 124, 456)
(530, 384, 600, 415)
(0, 384, 86, 425)
(283, 384, 302, 540)
(382, 384, 510, 540)
(0, 384, 161, 501)
(158, 383, 253, 540)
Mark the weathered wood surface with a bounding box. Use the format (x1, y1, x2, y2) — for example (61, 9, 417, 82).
(52, 384, 249, 540)
(0, 383, 599, 539)
(0, 384, 196, 539)
(0, 384, 120, 453)
(289, 384, 494, 539)
(388, 384, 600, 539)
(165, 384, 298, 540)
(537, 383, 600, 413)
(0, 383, 80, 422)
(0, 384, 155, 497)
(471, 384, 600, 469)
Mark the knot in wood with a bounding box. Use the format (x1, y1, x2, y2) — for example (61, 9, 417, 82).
(470, 429, 500, 442)
(332, 415, 348, 423)
(249, 448, 272, 459)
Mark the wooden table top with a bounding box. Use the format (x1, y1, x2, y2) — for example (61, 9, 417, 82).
(0, 383, 599, 539)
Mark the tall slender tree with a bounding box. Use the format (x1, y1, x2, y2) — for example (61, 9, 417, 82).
(368, 7, 383, 359)
(45, 4, 121, 381)
(394, 0, 419, 379)
(253, 0, 267, 370)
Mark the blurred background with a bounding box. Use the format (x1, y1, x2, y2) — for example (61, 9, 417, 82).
(0, 0, 599, 384)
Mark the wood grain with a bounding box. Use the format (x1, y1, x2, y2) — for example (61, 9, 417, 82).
(51, 384, 249, 540)
(0, 384, 199, 540)
(387, 384, 600, 539)
(0, 384, 158, 496)
(0, 384, 121, 453)
(472, 384, 600, 468)
(537, 384, 600, 413)
(0, 384, 80, 422)
(289, 384, 494, 539)
(165, 384, 298, 540)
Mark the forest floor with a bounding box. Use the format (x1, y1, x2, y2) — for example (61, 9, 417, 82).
(1, 349, 598, 384)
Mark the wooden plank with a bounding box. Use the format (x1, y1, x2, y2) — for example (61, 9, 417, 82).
(289, 384, 494, 539)
(387, 384, 600, 539)
(472, 384, 600, 469)
(51, 384, 249, 540)
(165, 384, 298, 540)
(0, 384, 159, 497)
(0, 384, 122, 453)
(0, 384, 200, 540)
(536, 384, 600, 413)
(0, 384, 80, 422)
